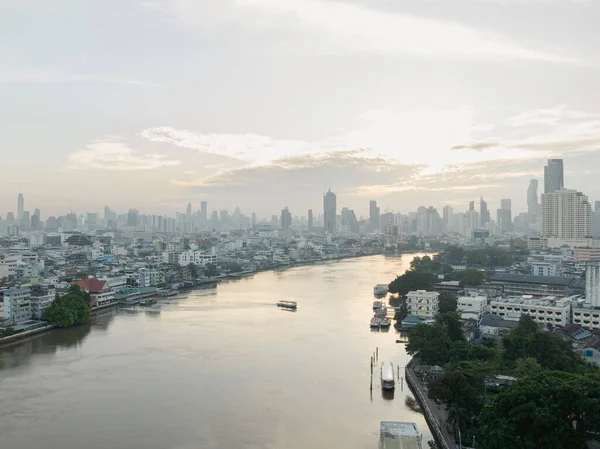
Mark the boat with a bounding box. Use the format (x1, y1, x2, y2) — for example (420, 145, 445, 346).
(374, 306, 387, 318)
(374, 284, 389, 297)
(373, 300, 382, 310)
(370, 317, 382, 328)
(277, 300, 297, 310)
(380, 361, 396, 390)
(380, 318, 391, 328)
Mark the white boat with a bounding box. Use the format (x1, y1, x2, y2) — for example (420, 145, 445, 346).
(380, 361, 395, 390)
(277, 300, 297, 310)
(374, 306, 387, 318)
(370, 317, 382, 328)
(380, 318, 391, 328)
(374, 284, 389, 296)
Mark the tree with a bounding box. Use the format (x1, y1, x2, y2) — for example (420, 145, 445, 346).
(458, 269, 485, 287)
(429, 370, 482, 415)
(514, 357, 542, 378)
(203, 263, 220, 278)
(436, 312, 465, 342)
(438, 291, 458, 314)
(389, 270, 436, 296)
(478, 372, 600, 449)
(446, 246, 465, 263)
(187, 263, 199, 280)
(407, 323, 454, 366)
(43, 287, 91, 328)
(394, 303, 408, 322)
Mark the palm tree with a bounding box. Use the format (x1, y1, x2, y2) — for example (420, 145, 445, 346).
(447, 403, 469, 440)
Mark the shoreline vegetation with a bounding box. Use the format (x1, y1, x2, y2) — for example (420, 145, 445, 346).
(392, 250, 600, 449)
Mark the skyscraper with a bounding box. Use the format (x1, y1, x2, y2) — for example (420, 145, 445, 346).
(186, 203, 192, 216)
(480, 198, 490, 225)
(541, 189, 592, 239)
(308, 209, 314, 231)
(527, 179, 538, 222)
(544, 159, 564, 194)
(442, 206, 453, 226)
(369, 200, 380, 230)
(17, 193, 24, 219)
(323, 189, 337, 233)
(469, 200, 475, 211)
(280, 207, 292, 230)
(595, 201, 600, 213)
(347, 210, 360, 234)
(127, 209, 139, 227)
(200, 201, 208, 223)
(497, 199, 512, 232)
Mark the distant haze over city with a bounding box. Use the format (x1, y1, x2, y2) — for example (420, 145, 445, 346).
(2, 1, 600, 216)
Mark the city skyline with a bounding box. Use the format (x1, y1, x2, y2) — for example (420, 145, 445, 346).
(2, 2, 600, 216)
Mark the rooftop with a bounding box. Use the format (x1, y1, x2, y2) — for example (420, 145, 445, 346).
(490, 273, 575, 286)
(379, 422, 422, 449)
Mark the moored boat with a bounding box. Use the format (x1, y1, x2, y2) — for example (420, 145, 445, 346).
(370, 317, 382, 328)
(277, 300, 297, 310)
(374, 284, 389, 297)
(380, 318, 391, 328)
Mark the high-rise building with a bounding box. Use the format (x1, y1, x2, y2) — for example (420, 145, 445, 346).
(595, 201, 600, 213)
(127, 209, 139, 227)
(442, 206, 453, 226)
(251, 213, 257, 227)
(281, 207, 292, 230)
(469, 200, 475, 211)
(21, 211, 30, 228)
(200, 201, 208, 223)
(323, 189, 337, 234)
(308, 209, 314, 231)
(219, 210, 229, 225)
(541, 188, 592, 239)
(527, 179, 538, 222)
(186, 203, 192, 216)
(369, 200, 380, 230)
(480, 198, 490, 225)
(497, 199, 512, 232)
(347, 210, 360, 234)
(271, 215, 278, 228)
(592, 211, 600, 239)
(17, 194, 24, 220)
(544, 159, 564, 194)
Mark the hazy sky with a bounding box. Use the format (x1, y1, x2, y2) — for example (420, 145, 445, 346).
(2, 0, 599, 219)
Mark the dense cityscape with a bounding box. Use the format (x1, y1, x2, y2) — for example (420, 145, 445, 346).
(1, 157, 600, 447)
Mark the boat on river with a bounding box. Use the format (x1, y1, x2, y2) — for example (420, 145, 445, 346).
(277, 300, 297, 310)
(370, 317, 382, 328)
(380, 361, 395, 390)
(373, 300, 382, 310)
(374, 284, 389, 297)
(380, 318, 391, 328)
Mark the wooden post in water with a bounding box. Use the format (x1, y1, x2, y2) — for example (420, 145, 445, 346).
(397, 365, 400, 380)
(376, 347, 378, 361)
(401, 377, 404, 391)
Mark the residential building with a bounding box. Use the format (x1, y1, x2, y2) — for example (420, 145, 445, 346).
(497, 199, 512, 232)
(574, 247, 600, 262)
(127, 209, 139, 227)
(531, 261, 558, 277)
(457, 295, 487, 320)
(17, 193, 24, 220)
(280, 207, 292, 230)
(479, 313, 519, 339)
(73, 278, 116, 308)
(406, 290, 439, 319)
(307, 209, 313, 231)
(178, 249, 218, 267)
(544, 159, 564, 194)
(489, 296, 573, 327)
(480, 197, 490, 225)
(541, 188, 592, 240)
(489, 273, 575, 297)
(30, 285, 55, 319)
(127, 268, 164, 288)
(0, 289, 32, 323)
(323, 189, 337, 234)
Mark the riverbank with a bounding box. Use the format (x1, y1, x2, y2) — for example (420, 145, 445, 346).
(0, 302, 120, 348)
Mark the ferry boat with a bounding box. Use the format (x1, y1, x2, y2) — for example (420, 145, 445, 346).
(277, 300, 297, 310)
(373, 300, 382, 310)
(374, 284, 389, 297)
(374, 306, 387, 318)
(370, 317, 382, 328)
(380, 361, 395, 390)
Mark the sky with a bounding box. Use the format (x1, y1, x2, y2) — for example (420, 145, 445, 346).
(1, 0, 599, 219)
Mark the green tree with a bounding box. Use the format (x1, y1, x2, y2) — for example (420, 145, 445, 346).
(394, 303, 408, 322)
(436, 312, 465, 342)
(407, 323, 454, 366)
(43, 287, 91, 328)
(445, 246, 465, 263)
(388, 270, 436, 296)
(187, 263, 199, 280)
(478, 372, 600, 449)
(514, 357, 542, 378)
(203, 263, 220, 277)
(458, 269, 485, 287)
(438, 291, 458, 314)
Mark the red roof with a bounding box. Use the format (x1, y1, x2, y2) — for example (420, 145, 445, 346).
(73, 278, 107, 293)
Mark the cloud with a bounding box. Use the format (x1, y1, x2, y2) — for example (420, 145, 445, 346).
(451, 142, 499, 152)
(148, 0, 576, 63)
(508, 105, 590, 127)
(67, 141, 181, 171)
(0, 68, 164, 87)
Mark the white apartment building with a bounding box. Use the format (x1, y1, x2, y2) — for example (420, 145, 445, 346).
(406, 290, 439, 319)
(178, 249, 218, 267)
(127, 268, 164, 288)
(457, 295, 487, 320)
(573, 263, 600, 330)
(0, 255, 22, 277)
(541, 188, 592, 240)
(489, 295, 573, 327)
(161, 251, 179, 264)
(0, 289, 33, 323)
(531, 261, 558, 277)
(30, 288, 55, 319)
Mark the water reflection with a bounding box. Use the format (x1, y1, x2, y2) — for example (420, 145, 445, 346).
(382, 389, 395, 401)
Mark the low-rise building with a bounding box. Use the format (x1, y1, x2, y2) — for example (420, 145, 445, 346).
(0, 289, 32, 323)
(530, 261, 558, 277)
(406, 290, 439, 319)
(457, 295, 487, 320)
(574, 247, 600, 262)
(489, 295, 573, 327)
(127, 268, 164, 288)
(72, 278, 116, 308)
(30, 285, 55, 319)
(178, 249, 218, 267)
(489, 273, 575, 297)
(479, 313, 519, 339)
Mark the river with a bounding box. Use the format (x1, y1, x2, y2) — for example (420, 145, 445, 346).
(0, 254, 433, 449)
